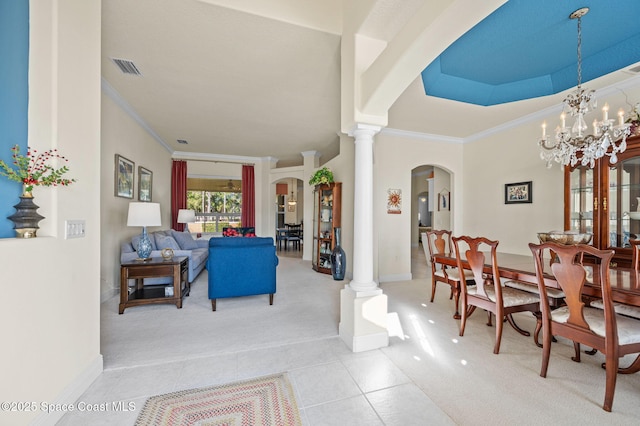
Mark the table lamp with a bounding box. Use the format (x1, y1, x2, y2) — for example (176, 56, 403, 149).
(177, 209, 196, 232)
(127, 202, 162, 260)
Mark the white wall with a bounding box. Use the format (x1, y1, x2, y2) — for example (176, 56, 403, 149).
(0, 1, 102, 425)
(375, 132, 463, 282)
(100, 94, 173, 301)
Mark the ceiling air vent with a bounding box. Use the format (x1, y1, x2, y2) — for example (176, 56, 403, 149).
(111, 58, 142, 76)
(177, 139, 188, 144)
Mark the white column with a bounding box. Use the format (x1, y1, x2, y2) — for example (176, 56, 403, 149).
(339, 123, 388, 352)
(350, 124, 378, 291)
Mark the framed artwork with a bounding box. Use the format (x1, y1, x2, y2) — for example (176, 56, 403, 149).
(387, 188, 402, 214)
(138, 166, 153, 202)
(287, 204, 296, 212)
(505, 181, 532, 204)
(115, 154, 134, 199)
(438, 191, 450, 211)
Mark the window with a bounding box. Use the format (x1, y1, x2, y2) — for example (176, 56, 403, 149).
(186, 178, 242, 233)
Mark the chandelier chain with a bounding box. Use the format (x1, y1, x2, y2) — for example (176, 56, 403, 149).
(576, 15, 582, 89)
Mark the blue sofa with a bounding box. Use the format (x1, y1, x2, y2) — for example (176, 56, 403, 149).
(121, 229, 209, 284)
(207, 236, 278, 311)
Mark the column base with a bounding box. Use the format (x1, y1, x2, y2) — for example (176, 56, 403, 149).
(338, 285, 389, 352)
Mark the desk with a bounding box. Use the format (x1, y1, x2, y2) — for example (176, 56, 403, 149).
(433, 252, 640, 307)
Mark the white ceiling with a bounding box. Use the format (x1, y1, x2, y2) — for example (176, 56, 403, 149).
(102, 0, 640, 167)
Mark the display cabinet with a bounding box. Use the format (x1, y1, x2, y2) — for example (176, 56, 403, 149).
(565, 134, 640, 266)
(312, 182, 342, 274)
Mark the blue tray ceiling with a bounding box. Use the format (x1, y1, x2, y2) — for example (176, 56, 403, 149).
(421, 0, 640, 106)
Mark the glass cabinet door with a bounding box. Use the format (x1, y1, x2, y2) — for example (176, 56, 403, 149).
(567, 167, 595, 238)
(609, 157, 640, 250)
(312, 187, 319, 268)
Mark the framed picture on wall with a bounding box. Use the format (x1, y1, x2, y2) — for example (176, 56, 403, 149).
(387, 189, 402, 214)
(505, 181, 532, 204)
(115, 154, 134, 199)
(438, 191, 450, 211)
(138, 166, 152, 202)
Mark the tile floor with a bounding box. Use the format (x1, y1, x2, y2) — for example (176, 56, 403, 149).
(57, 335, 454, 425)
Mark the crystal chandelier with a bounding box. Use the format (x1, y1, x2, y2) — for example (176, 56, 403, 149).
(539, 7, 630, 169)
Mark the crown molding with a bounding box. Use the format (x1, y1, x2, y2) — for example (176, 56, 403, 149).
(101, 78, 173, 153)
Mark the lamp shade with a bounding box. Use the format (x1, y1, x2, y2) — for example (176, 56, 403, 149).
(177, 209, 196, 223)
(127, 202, 162, 227)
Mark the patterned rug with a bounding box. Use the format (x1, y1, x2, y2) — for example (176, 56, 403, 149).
(135, 373, 302, 426)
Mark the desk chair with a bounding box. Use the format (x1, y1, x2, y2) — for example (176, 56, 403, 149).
(530, 242, 640, 412)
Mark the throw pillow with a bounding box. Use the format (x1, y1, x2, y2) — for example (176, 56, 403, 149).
(156, 234, 181, 251)
(171, 229, 199, 249)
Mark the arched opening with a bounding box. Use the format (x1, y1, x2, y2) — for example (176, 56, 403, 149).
(411, 164, 452, 276)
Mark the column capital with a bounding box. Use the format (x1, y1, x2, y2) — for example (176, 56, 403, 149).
(301, 150, 320, 158)
(348, 123, 382, 137)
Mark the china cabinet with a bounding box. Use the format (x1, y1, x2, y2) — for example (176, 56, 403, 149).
(312, 182, 342, 274)
(564, 134, 640, 266)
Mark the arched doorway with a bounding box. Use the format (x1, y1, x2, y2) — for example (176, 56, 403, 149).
(275, 177, 303, 257)
(411, 164, 452, 275)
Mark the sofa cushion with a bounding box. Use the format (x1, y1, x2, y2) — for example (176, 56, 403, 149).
(171, 230, 199, 250)
(156, 234, 181, 251)
(121, 241, 135, 254)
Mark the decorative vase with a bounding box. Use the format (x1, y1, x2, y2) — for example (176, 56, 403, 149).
(7, 190, 44, 238)
(331, 227, 346, 280)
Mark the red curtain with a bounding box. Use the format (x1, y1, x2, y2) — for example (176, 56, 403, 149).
(241, 164, 255, 227)
(171, 160, 187, 231)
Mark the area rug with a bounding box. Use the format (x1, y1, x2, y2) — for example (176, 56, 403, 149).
(135, 373, 302, 426)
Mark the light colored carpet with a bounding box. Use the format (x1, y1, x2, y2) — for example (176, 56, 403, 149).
(102, 256, 343, 369)
(134, 373, 302, 426)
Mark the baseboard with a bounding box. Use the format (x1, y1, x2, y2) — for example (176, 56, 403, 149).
(31, 355, 104, 426)
(378, 273, 412, 283)
(339, 326, 389, 353)
(100, 287, 118, 303)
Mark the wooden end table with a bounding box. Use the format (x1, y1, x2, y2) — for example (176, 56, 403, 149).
(119, 256, 189, 314)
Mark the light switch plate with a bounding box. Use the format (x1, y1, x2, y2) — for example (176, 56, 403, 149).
(65, 220, 86, 239)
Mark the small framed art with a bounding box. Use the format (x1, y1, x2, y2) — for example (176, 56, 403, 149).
(115, 154, 134, 199)
(387, 189, 401, 214)
(138, 166, 152, 202)
(505, 181, 532, 204)
(438, 191, 450, 211)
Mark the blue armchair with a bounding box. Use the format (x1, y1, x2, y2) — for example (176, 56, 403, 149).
(207, 236, 279, 311)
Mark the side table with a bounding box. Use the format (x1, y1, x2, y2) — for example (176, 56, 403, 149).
(119, 256, 189, 314)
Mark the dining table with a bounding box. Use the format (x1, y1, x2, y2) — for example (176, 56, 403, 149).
(433, 251, 640, 308)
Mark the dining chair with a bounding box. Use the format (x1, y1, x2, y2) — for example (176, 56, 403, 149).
(529, 242, 640, 412)
(452, 235, 540, 354)
(589, 239, 640, 320)
(285, 223, 302, 251)
(425, 230, 473, 319)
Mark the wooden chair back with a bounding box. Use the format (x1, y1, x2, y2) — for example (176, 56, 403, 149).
(452, 235, 501, 300)
(425, 230, 452, 260)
